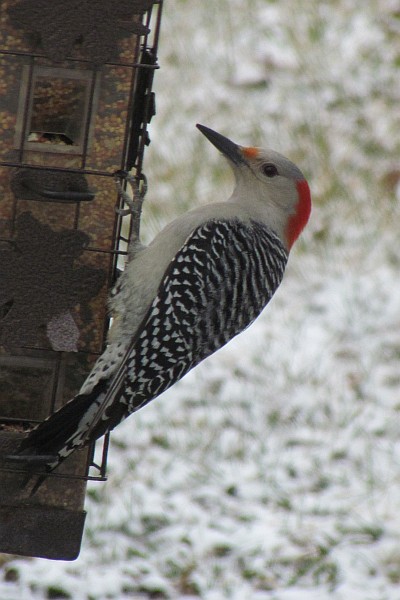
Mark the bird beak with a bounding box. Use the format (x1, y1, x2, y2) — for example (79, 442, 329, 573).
(196, 124, 246, 166)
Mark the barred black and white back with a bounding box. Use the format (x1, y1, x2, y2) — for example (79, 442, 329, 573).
(17, 218, 287, 469)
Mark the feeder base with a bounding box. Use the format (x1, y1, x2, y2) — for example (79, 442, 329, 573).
(0, 504, 86, 560)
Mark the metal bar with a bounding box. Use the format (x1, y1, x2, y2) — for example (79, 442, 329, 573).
(72, 68, 100, 228)
(0, 346, 103, 359)
(0, 416, 41, 425)
(0, 466, 107, 482)
(80, 70, 100, 171)
(0, 162, 116, 177)
(151, 0, 164, 52)
(16, 57, 35, 165)
(99, 433, 110, 478)
(85, 440, 96, 475)
(9, 57, 35, 235)
(0, 49, 160, 70)
(49, 353, 62, 415)
(0, 237, 128, 257)
(135, 51, 157, 176)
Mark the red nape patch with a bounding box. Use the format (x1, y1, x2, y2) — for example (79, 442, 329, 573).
(285, 179, 312, 249)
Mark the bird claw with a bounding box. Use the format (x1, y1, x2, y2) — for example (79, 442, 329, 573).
(114, 170, 147, 258)
(115, 204, 135, 217)
(114, 170, 147, 217)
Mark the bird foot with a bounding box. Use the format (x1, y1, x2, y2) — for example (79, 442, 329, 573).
(114, 170, 147, 259)
(114, 170, 146, 217)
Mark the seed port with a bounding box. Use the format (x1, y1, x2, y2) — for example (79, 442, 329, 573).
(14, 66, 100, 155)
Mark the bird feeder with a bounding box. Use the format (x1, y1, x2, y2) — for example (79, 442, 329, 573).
(0, 0, 163, 560)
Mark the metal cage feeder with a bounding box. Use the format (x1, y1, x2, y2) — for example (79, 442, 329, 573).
(0, 0, 163, 560)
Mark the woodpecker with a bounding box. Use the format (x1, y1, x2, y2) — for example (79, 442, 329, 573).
(11, 124, 311, 476)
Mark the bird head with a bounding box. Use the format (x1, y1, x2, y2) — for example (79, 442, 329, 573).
(196, 124, 311, 250)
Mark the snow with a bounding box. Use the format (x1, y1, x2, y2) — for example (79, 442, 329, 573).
(2, 0, 400, 598)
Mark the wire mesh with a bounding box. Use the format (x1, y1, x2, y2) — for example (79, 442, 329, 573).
(0, 0, 163, 482)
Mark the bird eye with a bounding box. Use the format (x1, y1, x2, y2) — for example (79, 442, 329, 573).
(262, 163, 279, 178)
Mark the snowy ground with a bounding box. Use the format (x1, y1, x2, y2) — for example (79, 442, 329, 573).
(2, 0, 400, 598)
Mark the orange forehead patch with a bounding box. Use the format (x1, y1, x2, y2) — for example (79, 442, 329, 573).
(242, 146, 259, 159)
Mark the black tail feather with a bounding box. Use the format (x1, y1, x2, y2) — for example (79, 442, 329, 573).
(18, 380, 108, 456)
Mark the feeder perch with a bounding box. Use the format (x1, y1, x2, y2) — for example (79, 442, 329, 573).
(0, 0, 163, 560)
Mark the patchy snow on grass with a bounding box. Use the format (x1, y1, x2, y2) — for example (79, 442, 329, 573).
(1, 0, 400, 598)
